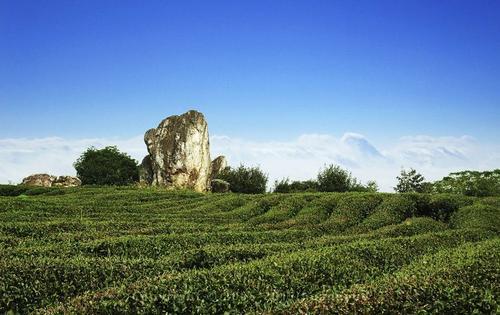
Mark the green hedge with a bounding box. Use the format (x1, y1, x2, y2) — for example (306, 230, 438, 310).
(286, 239, 500, 314)
(450, 203, 500, 232)
(0, 185, 29, 196)
(44, 229, 492, 314)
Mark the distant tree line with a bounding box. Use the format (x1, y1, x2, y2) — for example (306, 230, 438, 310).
(395, 168, 500, 197)
(273, 164, 378, 193)
(71, 145, 500, 197)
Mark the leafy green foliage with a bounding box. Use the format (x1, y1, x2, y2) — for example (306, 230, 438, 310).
(0, 188, 497, 313)
(394, 168, 425, 193)
(273, 178, 318, 193)
(317, 164, 358, 192)
(274, 165, 377, 193)
(433, 169, 500, 196)
(74, 146, 139, 185)
(286, 239, 500, 314)
(0, 184, 29, 196)
(215, 164, 268, 194)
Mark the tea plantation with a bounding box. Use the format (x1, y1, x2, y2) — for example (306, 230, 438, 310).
(0, 186, 498, 314)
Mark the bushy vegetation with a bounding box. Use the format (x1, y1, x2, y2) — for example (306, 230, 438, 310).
(274, 164, 378, 193)
(394, 168, 427, 193)
(0, 188, 498, 314)
(273, 178, 318, 193)
(0, 185, 65, 197)
(74, 146, 139, 185)
(433, 169, 500, 196)
(215, 164, 268, 194)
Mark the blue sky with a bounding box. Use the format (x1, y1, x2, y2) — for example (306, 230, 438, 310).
(0, 1, 499, 188)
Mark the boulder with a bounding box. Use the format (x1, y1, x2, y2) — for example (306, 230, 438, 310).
(144, 110, 211, 192)
(22, 174, 56, 187)
(22, 174, 82, 187)
(210, 156, 227, 179)
(139, 155, 154, 185)
(211, 179, 230, 193)
(52, 176, 81, 187)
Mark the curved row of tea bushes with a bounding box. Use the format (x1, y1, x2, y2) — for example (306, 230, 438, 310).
(0, 242, 303, 313)
(285, 238, 500, 314)
(451, 203, 500, 232)
(42, 229, 494, 314)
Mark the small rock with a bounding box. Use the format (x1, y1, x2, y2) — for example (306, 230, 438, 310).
(211, 156, 228, 180)
(211, 179, 230, 193)
(52, 176, 81, 187)
(21, 174, 81, 187)
(139, 155, 154, 185)
(22, 174, 56, 187)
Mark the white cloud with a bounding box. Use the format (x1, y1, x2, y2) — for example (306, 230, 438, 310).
(0, 133, 498, 191)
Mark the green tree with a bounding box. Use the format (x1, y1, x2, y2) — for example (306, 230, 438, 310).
(365, 180, 379, 192)
(433, 169, 500, 196)
(394, 168, 425, 193)
(216, 165, 268, 194)
(317, 164, 358, 192)
(74, 146, 139, 185)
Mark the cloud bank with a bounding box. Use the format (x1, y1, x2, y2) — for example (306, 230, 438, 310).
(1, 133, 498, 191)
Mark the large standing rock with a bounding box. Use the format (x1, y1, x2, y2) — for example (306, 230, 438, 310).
(210, 156, 227, 180)
(144, 110, 211, 192)
(52, 176, 82, 187)
(22, 174, 56, 187)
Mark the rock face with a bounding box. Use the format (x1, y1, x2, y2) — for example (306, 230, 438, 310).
(21, 174, 81, 187)
(52, 176, 82, 187)
(210, 156, 228, 180)
(142, 110, 212, 192)
(22, 174, 56, 187)
(139, 155, 154, 185)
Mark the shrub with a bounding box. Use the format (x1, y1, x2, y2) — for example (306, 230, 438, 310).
(373, 217, 448, 237)
(317, 164, 358, 192)
(0, 185, 29, 196)
(45, 230, 491, 314)
(450, 203, 500, 232)
(427, 194, 474, 221)
(74, 146, 139, 185)
(360, 195, 417, 230)
(247, 195, 310, 225)
(394, 168, 425, 193)
(24, 187, 53, 196)
(286, 239, 500, 314)
(322, 194, 383, 232)
(215, 165, 268, 194)
(273, 178, 318, 193)
(44, 189, 66, 196)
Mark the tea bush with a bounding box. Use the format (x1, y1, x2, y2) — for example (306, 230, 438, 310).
(286, 239, 500, 314)
(0, 187, 496, 314)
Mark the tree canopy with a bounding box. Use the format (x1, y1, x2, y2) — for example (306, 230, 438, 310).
(74, 146, 139, 185)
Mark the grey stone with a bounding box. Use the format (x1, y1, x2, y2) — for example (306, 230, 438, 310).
(211, 155, 228, 180)
(143, 110, 211, 192)
(21, 174, 81, 187)
(22, 174, 56, 187)
(211, 179, 230, 193)
(139, 155, 154, 185)
(52, 176, 81, 187)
